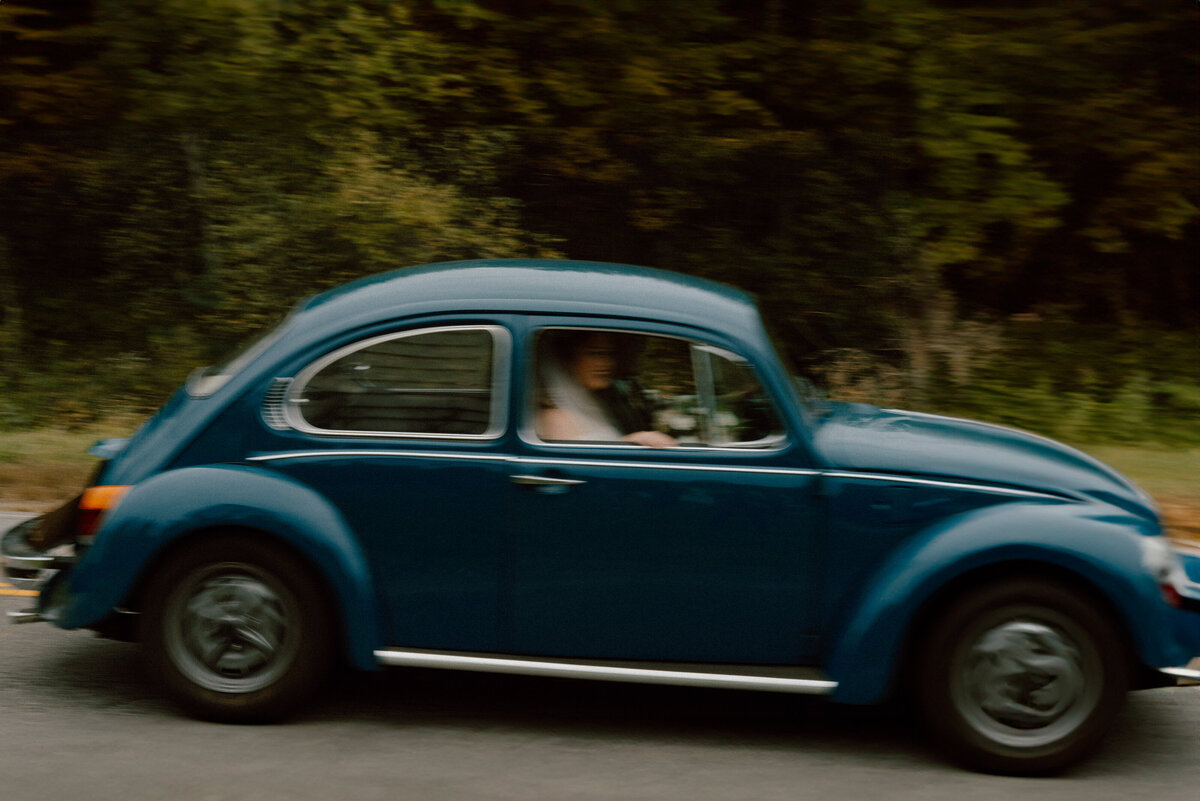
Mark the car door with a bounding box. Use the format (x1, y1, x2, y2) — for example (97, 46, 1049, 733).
(256, 322, 514, 652)
(508, 325, 821, 665)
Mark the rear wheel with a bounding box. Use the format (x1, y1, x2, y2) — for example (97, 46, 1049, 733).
(142, 535, 334, 722)
(916, 578, 1129, 774)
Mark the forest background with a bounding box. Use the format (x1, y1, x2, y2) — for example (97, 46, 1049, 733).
(0, 1, 1196, 525)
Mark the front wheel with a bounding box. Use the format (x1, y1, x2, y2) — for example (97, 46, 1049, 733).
(141, 535, 334, 722)
(916, 578, 1129, 774)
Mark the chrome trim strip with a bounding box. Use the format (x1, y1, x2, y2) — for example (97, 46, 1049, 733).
(287, 430, 505, 442)
(514, 436, 790, 456)
(7, 609, 43, 624)
(247, 449, 1063, 497)
(249, 450, 511, 463)
(1160, 666, 1200, 683)
(3, 553, 54, 569)
(514, 456, 817, 477)
(821, 471, 1062, 500)
(373, 649, 837, 694)
(248, 449, 816, 477)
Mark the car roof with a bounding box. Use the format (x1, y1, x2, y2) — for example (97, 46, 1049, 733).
(296, 259, 763, 341)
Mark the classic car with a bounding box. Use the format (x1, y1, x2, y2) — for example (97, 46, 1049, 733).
(5, 259, 1200, 774)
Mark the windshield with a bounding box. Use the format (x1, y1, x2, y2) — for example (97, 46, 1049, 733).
(186, 303, 304, 397)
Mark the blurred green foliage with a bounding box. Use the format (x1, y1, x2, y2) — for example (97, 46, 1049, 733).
(0, 0, 1195, 445)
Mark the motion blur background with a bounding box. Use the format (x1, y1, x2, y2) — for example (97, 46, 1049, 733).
(0, 2, 1195, 504)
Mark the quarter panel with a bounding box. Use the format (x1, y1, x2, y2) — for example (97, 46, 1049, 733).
(260, 449, 512, 652)
(61, 465, 381, 670)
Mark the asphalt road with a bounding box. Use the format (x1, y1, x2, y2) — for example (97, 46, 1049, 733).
(0, 588, 1197, 801)
(2, 511, 1198, 798)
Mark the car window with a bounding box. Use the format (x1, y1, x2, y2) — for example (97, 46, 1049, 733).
(693, 344, 785, 446)
(289, 326, 506, 437)
(529, 328, 784, 448)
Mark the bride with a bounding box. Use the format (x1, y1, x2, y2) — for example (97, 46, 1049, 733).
(535, 330, 676, 448)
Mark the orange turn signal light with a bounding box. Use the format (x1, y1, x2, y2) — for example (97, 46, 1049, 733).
(77, 485, 132, 542)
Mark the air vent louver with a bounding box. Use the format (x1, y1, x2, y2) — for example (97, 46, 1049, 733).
(261, 377, 293, 430)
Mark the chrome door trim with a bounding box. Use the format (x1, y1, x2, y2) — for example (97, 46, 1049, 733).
(247, 449, 1062, 499)
(373, 648, 837, 694)
(820, 471, 1064, 500)
(246, 449, 812, 476)
(249, 450, 511, 464)
(513, 455, 818, 477)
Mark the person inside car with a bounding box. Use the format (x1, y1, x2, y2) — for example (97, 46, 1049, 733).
(535, 330, 677, 448)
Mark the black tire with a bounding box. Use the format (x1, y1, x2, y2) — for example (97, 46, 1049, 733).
(915, 577, 1129, 774)
(141, 535, 335, 722)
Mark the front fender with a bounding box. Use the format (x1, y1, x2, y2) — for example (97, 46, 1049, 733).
(61, 464, 380, 671)
(826, 500, 1175, 704)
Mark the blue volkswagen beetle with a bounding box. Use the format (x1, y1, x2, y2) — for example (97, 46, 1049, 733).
(5, 259, 1200, 773)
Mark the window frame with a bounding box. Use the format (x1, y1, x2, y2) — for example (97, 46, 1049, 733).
(284, 323, 511, 440)
(520, 325, 789, 453)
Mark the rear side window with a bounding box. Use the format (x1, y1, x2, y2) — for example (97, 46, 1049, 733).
(287, 326, 507, 438)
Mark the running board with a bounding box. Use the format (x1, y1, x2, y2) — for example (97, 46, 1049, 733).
(1160, 666, 1200, 685)
(374, 648, 837, 695)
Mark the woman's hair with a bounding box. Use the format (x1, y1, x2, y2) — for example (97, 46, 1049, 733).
(541, 329, 640, 377)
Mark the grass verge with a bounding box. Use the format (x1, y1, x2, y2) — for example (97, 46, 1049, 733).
(0, 417, 143, 510)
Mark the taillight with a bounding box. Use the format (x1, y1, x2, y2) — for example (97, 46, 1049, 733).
(76, 485, 132, 543)
(1160, 582, 1185, 610)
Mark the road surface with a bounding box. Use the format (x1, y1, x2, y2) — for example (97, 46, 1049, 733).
(2, 511, 1198, 799)
(1, 591, 1198, 800)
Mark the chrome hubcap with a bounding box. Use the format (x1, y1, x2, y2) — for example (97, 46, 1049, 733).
(166, 563, 297, 693)
(953, 619, 1096, 747)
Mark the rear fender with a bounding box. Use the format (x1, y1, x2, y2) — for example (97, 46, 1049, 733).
(62, 464, 380, 671)
(826, 500, 1174, 704)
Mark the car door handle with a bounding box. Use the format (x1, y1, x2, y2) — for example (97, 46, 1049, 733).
(510, 474, 586, 488)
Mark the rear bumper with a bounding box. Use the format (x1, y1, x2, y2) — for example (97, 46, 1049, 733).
(4, 551, 76, 591)
(2, 516, 75, 623)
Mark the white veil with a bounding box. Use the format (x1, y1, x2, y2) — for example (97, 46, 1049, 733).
(540, 357, 623, 441)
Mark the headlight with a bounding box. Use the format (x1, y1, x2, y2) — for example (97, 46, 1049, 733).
(1142, 536, 1200, 610)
